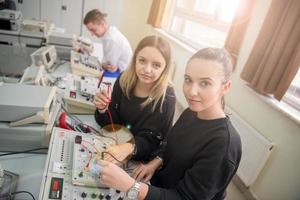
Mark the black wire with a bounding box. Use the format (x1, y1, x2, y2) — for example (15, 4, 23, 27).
(11, 190, 36, 200)
(101, 151, 124, 165)
(0, 148, 48, 157)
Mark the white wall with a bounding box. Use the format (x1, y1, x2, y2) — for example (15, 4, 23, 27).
(118, 0, 153, 48)
(120, 0, 300, 200)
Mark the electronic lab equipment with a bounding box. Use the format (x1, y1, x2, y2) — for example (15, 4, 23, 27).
(20, 65, 47, 86)
(21, 19, 53, 37)
(31, 45, 58, 72)
(70, 51, 103, 77)
(72, 35, 93, 53)
(63, 72, 117, 114)
(0, 83, 61, 151)
(0, 9, 22, 31)
(72, 125, 133, 188)
(39, 127, 134, 200)
(63, 73, 100, 114)
(0, 11, 47, 76)
(0, 83, 57, 127)
(47, 32, 73, 60)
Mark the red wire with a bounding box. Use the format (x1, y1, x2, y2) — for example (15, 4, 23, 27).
(82, 140, 100, 154)
(80, 142, 92, 168)
(105, 84, 119, 145)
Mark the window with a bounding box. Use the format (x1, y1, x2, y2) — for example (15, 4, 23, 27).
(282, 68, 300, 111)
(166, 0, 240, 48)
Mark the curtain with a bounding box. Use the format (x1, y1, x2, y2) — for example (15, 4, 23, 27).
(224, 0, 256, 68)
(147, 0, 168, 28)
(240, 0, 300, 100)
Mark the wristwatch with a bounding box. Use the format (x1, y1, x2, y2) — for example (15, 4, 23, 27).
(126, 181, 141, 200)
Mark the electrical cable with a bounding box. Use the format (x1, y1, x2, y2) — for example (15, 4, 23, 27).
(0, 148, 48, 157)
(60, 104, 118, 142)
(80, 142, 93, 168)
(101, 151, 123, 165)
(10, 190, 36, 200)
(103, 84, 119, 145)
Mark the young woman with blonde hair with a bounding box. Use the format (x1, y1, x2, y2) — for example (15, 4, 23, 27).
(94, 35, 176, 164)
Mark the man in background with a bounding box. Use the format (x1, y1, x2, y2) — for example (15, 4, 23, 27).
(83, 9, 132, 75)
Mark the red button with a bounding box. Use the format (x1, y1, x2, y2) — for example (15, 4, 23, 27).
(53, 180, 58, 190)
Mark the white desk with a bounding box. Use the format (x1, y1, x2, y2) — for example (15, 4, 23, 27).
(0, 153, 47, 200)
(0, 114, 98, 200)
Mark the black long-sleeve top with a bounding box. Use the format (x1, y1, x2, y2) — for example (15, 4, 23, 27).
(146, 108, 242, 200)
(95, 77, 176, 161)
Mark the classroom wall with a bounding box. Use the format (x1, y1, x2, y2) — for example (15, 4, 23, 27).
(226, 0, 300, 199)
(119, 0, 300, 199)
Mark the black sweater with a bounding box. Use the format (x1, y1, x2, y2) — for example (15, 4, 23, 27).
(146, 109, 242, 200)
(95, 77, 176, 161)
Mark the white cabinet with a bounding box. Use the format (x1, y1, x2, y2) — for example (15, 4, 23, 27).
(15, 0, 40, 20)
(41, 0, 83, 35)
(61, 0, 84, 34)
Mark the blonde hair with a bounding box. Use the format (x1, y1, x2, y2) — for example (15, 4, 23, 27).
(120, 35, 173, 112)
(189, 48, 234, 109)
(84, 9, 107, 25)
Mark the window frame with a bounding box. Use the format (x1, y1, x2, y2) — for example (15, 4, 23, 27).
(282, 68, 300, 112)
(164, 0, 234, 49)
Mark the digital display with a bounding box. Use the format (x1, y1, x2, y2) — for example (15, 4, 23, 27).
(45, 52, 51, 63)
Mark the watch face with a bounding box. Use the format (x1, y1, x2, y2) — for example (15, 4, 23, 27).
(127, 182, 140, 200)
(128, 189, 138, 199)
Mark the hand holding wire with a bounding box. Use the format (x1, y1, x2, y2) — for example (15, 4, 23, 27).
(93, 84, 111, 111)
(97, 160, 135, 192)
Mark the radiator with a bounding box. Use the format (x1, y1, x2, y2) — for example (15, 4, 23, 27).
(226, 106, 274, 187)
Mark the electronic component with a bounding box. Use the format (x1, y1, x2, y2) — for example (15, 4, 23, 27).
(58, 112, 91, 133)
(0, 10, 22, 20)
(21, 19, 53, 36)
(70, 51, 103, 77)
(72, 125, 134, 188)
(31, 46, 58, 72)
(0, 9, 22, 31)
(39, 128, 133, 200)
(72, 135, 114, 187)
(63, 73, 100, 114)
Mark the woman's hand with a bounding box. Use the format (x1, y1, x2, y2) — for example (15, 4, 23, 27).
(99, 160, 135, 192)
(93, 86, 111, 110)
(132, 158, 162, 182)
(103, 143, 134, 165)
